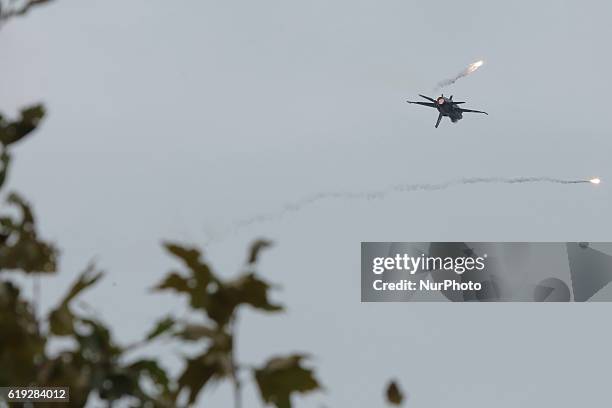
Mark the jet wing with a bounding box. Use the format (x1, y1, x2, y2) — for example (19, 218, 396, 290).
(460, 108, 488, 115)
(418, 94, 437, 102)
(407, 101, 437, 108)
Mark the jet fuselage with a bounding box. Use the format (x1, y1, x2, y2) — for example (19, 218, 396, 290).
(434, 96, 463, 123)
(406, 94, 488, 128)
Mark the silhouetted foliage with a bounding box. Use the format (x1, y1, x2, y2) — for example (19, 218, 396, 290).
(0, 4, 409, 407)
(385, 380, 405, 406)
(254, 354, 321, 408)
(0, 57, 179, 405)
(0, 105, 45, 146)
(148, 240, 319, 407)
(0, 108, 322, 405)
(0, 279, 45, 386)
(0, 193, 57, 273)
(0, 106, 56, 274)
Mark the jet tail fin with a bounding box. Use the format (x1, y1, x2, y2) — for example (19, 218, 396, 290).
(435, 113, 443, 128)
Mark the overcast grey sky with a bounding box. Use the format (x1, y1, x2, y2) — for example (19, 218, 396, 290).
(2, 0, 612, 406)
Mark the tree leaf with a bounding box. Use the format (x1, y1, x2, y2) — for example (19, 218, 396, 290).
(153, 272, 190, 294)
(177, 348, 232, 404)
(160, 242, 217, 311)
(174, 324, 221, 342)
(0, 104, 46, 146)
(145, 316, 175, 341)
(0, 193, 57, 273)
(61, 264, 104, 305)
(163, 242, 215, 285)
(48, 264, 103, 336)
(48, 304, 75, 336)
(254, 354, 321, 408)
(230, 273, 282, 312)
(0, 149, 10, 190)
(0, 280, 46, 386)
(385, 380, 404, 405)
(206, 273, 283, 326)
(128, 359, 171, 394)
(247, 239, 273, 264)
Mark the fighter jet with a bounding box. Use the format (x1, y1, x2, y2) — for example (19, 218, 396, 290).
(407, 94, 488, 128)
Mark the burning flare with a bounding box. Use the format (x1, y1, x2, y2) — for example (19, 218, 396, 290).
(590, 178, 601, 185)
(466, 60, 484, 74)
(435, 59, 485, 91)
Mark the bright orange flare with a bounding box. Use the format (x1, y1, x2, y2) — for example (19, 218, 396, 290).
(590, 178, 601, 185)
(466, 60, 484, 74)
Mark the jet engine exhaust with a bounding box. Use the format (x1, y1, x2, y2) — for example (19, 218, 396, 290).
(435, 59, 484, 91)
(205, 176, 599, 244)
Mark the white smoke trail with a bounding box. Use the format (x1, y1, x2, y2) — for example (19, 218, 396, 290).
(204, 176, 594, 244)
(435, 60, 484, 91)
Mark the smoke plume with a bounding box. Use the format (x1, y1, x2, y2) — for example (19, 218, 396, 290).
(435, 60, 484, 91)
(205, 176, 595, 244)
